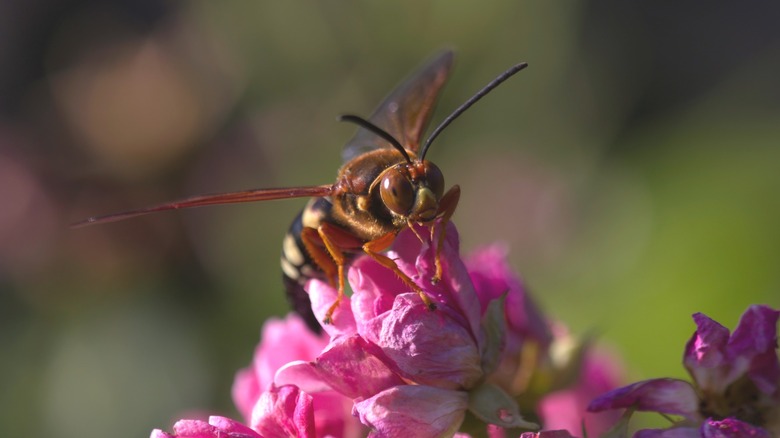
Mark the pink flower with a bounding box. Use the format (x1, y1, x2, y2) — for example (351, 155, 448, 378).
(588, 305, 780, 436)
(354, 385, 469, 437)
(538, 347, 623, 436)
(465, 244, 552, 351)
(277, 223, 538, 435)
(251, 385, 315, 438)
(232, 314, 362, 438)
(467, 246, 624, 436)
(152, 386, 316, 438)
(153, 222, 625, 437)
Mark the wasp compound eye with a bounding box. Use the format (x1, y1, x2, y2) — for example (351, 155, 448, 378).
(424, 162, 445, 200)
(380, 169, 415, 216)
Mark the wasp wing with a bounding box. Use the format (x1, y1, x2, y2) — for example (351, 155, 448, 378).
(341, 50, 454, 163)
(72, 184, 335, 228)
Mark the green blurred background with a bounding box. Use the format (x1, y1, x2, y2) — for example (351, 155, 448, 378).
(1, 1, 779, 436)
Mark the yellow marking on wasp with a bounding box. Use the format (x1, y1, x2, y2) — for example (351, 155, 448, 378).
(281, 257, 300, 280)
(357, 195, 370, 212)
(283, 234, 305, 266)
(301, 201, 324, 229)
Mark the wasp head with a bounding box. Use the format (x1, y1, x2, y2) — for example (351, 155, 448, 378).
(379, 160, 444, 223)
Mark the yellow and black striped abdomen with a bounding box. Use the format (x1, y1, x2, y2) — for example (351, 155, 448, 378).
(280, 197, 332, 333)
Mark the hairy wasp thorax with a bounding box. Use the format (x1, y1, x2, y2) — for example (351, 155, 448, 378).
(378, 160, 445, 223)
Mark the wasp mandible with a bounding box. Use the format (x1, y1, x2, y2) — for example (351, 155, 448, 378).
(73, 51, 528, 332)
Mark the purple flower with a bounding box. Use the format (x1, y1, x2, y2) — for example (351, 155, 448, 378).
(634, 417, 772, 438)
(519, 431, 578, 438)
(588, 305, 780, 436)
(699, 418, 773, 438)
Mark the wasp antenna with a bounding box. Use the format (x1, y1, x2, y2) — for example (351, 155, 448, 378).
(420, 62, 528, 160)
(71, 184, 335, 228)
(339, 114, 412, 164)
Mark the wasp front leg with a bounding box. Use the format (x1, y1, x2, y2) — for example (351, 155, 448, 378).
(301, 223, 364, 324)
(431, 184, 460, 284)
(363, 232, 437, 311)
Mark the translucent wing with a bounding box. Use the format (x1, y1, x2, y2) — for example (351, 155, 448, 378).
(72, 184, 334, 227)
(341, 50, 454, 163)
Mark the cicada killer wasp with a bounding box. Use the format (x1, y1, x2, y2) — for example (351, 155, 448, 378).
(73, 50, 527, 333)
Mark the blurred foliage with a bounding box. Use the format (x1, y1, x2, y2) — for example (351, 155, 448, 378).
(1, 0, 779, 436)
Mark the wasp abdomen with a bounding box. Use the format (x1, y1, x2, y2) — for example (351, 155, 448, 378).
(280, 197, 333, 333)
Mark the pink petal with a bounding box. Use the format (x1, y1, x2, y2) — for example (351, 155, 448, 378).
(232, 314, 330, 420)
(587, 378, 700, 420)
(308, 279, 357, 337)
(348, 255, 409, 334)
(354, 385, 468, 438)
(389, 221, 459, 270)
(384, 223, 483, 341)
(539, 349, 624, 436)
(466, 244, 552, 349)
(365, 293, 482, 389)
(208, 416, 263, 436)
(309, 390, 366, 438)
(251, 385, 315, 438)
(275, 360, 335, 394)
(315, 335, 406, 398)
(152, 416, 262, 438)
(172, 419, 222, 437)
(424, 224, 483, 342)
(275, 335, 404, 399)
(232, 367, 261, 425)
(273, 361, 366, 437)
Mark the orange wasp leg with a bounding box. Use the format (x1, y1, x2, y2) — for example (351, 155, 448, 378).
(431, 184, 460, 284)
(314, 223, 365, 324)
(363, 232, 437, 311)
(300, 228, 339, 288)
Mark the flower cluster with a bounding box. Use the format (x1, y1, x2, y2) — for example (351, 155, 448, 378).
(150, 221, 778, 438)
(273, 224, 541, 436)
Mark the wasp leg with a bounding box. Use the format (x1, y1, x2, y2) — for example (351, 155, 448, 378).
(432, 184, 460, 284)
(363, 232, 437, 311)
(300, 227, 338, 288)
(315, 223, 365, 324)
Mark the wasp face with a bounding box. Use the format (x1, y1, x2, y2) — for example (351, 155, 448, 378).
(379, 160, 445, 223)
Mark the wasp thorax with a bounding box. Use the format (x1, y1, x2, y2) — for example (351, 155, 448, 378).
(379, 161, 445, 222)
